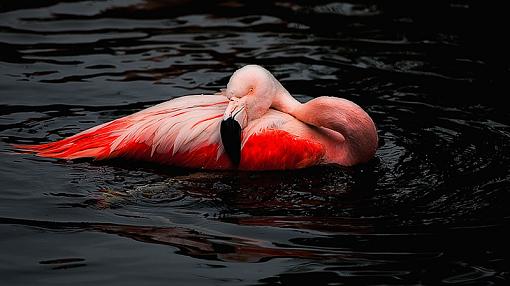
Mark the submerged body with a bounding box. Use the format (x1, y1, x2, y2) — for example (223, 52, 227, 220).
(16, 65, 378, 170)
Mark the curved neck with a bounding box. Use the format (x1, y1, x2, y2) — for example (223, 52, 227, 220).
(284, 96, 378, 166)
(270, 82, 302, 114)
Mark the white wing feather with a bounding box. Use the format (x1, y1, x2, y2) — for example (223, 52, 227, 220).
(108, 95, 228, 157)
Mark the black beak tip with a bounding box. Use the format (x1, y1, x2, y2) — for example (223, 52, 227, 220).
(220, 118, 242, 166)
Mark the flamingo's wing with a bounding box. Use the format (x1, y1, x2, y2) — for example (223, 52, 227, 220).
(16, 95, 231, 168)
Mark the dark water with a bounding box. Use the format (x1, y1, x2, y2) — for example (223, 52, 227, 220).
(1, 1, 509, 285)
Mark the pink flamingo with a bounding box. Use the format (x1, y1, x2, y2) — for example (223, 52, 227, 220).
(15, 65, 378, 170)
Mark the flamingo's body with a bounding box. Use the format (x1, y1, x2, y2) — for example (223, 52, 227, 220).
(16, 65, 378, 170)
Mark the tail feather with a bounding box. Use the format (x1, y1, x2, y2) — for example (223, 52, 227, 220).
(14, 118, 130, 160)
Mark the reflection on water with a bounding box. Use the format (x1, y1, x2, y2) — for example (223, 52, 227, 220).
(1, 0, 509, 285)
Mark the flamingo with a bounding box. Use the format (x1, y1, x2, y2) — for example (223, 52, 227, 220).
(15, 65, 378, 170)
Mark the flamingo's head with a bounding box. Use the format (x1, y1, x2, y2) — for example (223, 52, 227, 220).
(223, 64, 277, 124)
(220, 65, 278, 165)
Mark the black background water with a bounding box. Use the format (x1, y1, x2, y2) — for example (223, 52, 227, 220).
(1, 1, 509, 285)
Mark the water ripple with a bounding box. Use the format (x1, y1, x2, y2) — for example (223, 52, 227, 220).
(1, 1, 509, 285)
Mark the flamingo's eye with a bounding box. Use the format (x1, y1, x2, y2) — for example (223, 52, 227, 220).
(249, 87, 254, 93)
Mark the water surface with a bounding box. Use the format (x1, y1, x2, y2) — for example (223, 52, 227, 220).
(1, 1, 509, 285)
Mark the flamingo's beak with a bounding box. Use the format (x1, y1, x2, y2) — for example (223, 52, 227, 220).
(221, 97, 247, 166)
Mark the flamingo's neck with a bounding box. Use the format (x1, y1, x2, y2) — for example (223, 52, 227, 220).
(250, 68, 377, 165)
(270, 83, 302, 114)
(288, 97, 378, 166)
